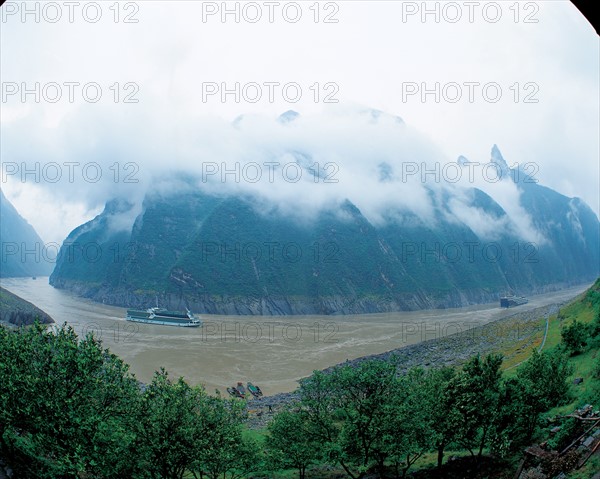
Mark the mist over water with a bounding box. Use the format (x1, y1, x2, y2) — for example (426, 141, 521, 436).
(0, 277, 589, 395)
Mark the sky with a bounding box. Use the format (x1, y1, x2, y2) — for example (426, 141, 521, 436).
(1, 0, 598, 245)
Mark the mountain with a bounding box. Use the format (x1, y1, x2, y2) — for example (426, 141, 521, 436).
(49, 146, 600, 315)
(0, 189, 53, 278)
(0, 286, 54, 326)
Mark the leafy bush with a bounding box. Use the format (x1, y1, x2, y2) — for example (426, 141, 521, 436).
(561, 319, 589, 354)
(0, 323, 262, 479)
(546, 417, 581, 451)
(594, 355, 600, 380)
(0, 322, 141, 478)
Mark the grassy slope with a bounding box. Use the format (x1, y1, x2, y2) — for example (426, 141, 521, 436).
(247, 279, 600, 478)
(541, 282, 600, 479)
(483, 279, 600, 478)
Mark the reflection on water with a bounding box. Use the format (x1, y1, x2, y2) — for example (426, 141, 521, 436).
(0, 277, 589, 395)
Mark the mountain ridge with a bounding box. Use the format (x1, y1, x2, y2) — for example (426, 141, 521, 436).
(0, 189, 54, 278)
(49, 144, 600, 315)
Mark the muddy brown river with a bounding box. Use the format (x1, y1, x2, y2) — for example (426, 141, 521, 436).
(0, 278, 589, 395)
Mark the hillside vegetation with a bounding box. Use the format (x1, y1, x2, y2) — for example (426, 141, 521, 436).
(49, 147, 600, 315)
(1, 279, 598, 478)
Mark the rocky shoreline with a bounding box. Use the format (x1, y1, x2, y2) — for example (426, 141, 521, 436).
(48, 278, 578, 316)
(244, 301, 565, 428)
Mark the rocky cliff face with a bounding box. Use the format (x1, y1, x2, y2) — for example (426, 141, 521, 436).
(0, 189, 53, 278)
(49, 146, 600, 315)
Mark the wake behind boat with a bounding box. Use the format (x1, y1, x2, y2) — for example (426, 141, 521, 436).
(126, 307, 201, 327)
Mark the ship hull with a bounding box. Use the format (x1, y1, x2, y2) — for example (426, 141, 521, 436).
(126, 309, 201, 327)
(500, 297, 529, 308)
(126, 316, 201, 327)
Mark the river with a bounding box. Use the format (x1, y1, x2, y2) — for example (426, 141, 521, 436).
(0, 278, 590, 395)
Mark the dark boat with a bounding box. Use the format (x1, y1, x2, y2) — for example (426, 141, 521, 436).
(126, 307, 201, 327)
(247, 382, 263, 398)
(236, 382, 246, 396)
(500, 294, 528, 308)
(227, 387, 244, 399)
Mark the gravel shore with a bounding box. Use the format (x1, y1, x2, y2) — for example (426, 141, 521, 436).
(245, 302, 563, 428)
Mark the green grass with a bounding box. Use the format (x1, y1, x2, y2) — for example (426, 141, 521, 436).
(500, 286, 597, 377)
(239, 281, 600, 479)
(540, 283, 600, 479)
(496, 315, 548, 374)
(498, 283, 599, 406)
(569, 454, 600, 479)
(243, 426, 267, 444)
(259, 281, 599, 477)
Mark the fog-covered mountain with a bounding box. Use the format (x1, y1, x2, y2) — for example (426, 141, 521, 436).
(0, 189, 53, 278)
(49, 136, 599, 314)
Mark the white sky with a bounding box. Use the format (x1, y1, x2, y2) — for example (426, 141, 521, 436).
(1, 0, 598, 245)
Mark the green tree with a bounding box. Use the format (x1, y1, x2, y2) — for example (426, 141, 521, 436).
(452, 354, 504, 462)
(0, 322, 142, 479)
(493, 349, 573, 451)
(191, 395, 261, 479)
(380, 368, 433, 478)
(295, 370, 340, 468)
(137, 369, 206, 479)
(421, 366, 460, 470)
(518, 350, 572, 413)
(328, 359, 399, 478)
(561, 319, 589, 354)
(267, 408, 321, 479)
(296, 360, 400, 479)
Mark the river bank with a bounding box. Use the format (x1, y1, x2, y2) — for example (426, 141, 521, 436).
(0, 278, 589, 395)
(49, 277, 582, 315)
(0, 286, 54, 327)
(245, 300, 566, 428)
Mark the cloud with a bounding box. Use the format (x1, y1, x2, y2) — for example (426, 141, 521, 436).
(2, 101, 558, 250)
(1, 0, 597, 244)
(2, 104, 444, 230)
